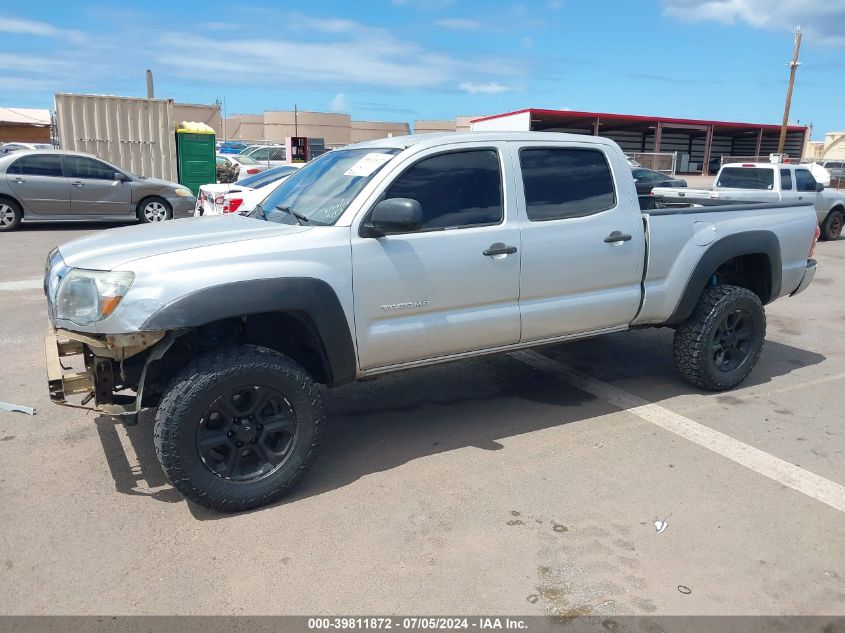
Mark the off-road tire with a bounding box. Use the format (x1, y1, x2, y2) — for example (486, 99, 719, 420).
(0, 198, 22, 232)
(154, 345, 325, 511)
(820, 209, 843, 241)
(673, 284, 766, 391)
(137, 196, 173, 223)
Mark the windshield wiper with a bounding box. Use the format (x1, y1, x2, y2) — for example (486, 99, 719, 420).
(275, 205, 309, 225)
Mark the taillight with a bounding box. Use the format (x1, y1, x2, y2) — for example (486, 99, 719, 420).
(809, 224, 820, 257)
(741, 163, 755, 167)
(246, 168, 260, 175)
(223, 198, 243, 214)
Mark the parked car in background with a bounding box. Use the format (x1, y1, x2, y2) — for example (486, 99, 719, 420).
(0, 150, 194, 231)
(218, 141, 249, 155)
(241, 144, 287, 167)
(822, 160, 844, 183)
(631, 167, 687, 195)
(196, 164, 300, 216)
(1, 142, 55, 155)
(653, 162, 845, 240)
(216, 153, 268, 180)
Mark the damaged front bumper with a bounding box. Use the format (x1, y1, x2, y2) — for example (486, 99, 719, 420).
(44, 328, 166, 423)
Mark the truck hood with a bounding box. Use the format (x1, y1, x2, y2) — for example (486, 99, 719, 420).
(58, 216, 310, 270)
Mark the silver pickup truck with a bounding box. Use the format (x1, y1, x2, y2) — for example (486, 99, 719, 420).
(43, 132, 819, 511)
(652, 162, 845, 241)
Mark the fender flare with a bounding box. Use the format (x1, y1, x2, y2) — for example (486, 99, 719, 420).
(141, 277, 357, 386)
(666, 230, 782, 326)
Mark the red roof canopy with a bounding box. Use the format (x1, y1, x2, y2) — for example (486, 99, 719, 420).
(471, 108, 807, 133)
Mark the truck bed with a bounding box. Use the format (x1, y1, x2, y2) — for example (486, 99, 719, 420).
(634, 200, 817, 326)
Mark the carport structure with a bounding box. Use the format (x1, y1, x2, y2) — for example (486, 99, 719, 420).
(470, 108, 809, 175)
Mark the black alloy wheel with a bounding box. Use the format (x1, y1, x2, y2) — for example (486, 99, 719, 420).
(710, 309, 755, 373)
(197, 386, 297, 482)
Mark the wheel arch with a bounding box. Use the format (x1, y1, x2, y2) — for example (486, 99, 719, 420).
(136, 194, 172, 217)
(140, 278, 357, 389)
(666, 230, 781, 326)
(0, 193, 23, 216)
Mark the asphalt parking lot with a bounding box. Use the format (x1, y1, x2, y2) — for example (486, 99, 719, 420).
(0, 223, 843, 617)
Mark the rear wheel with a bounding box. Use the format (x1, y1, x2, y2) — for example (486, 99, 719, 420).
(0, 199, 22, 232)
(820, 210, 843, 241)
(673, 284, 766, 391)
(137, 197, 172, 223)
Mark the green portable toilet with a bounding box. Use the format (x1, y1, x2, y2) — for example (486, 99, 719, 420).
(176, 128, 216, 196)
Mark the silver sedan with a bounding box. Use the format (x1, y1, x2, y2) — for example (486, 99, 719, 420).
(0, 150, 196, 231)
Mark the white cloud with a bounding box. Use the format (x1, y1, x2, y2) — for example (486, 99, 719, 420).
(458, 81, 511, 94)
(153, 15, 523, 90)
(0, 15, 86, 43)
(436, 18, 481, 29)
(662, 0, 845, 46)
(331, 93, 349, 112)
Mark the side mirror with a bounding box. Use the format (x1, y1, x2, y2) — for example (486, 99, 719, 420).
(363, 198, 423, 237)
(114, 172, 127, 182)
(816, 182, 825, 192)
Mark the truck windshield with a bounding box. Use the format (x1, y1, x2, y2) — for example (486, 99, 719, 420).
(252, 148, 401, 226)
(717, 167, 775, 190)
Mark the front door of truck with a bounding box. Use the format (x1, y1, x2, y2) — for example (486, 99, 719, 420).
(512, 142, 643, 341)
(350, 144, 521, 371)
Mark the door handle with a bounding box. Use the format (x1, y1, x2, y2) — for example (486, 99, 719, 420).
(72, 181, 84, 187)
(14, 177, 25, 184)
(483, 243, 518, 257)
(604, 231, 632, 244)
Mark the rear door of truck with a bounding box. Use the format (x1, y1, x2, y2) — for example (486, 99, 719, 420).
(510, 140, 644, 342)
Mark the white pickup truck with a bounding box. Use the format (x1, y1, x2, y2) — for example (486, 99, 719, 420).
(652, 162, 845, 241)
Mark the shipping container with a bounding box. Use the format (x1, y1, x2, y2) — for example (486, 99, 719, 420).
(55, 93, 177, 181)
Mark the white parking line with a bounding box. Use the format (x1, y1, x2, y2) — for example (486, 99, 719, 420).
(0, 278, 42, 291)
(511, 349, 845, 514)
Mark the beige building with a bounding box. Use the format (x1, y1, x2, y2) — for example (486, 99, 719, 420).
(805, 131, 845, 161)
(413, 116, 485, 134)
(224, 110, 409, 145)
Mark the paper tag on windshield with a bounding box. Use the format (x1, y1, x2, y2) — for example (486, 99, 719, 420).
(344, 152, 394, 177)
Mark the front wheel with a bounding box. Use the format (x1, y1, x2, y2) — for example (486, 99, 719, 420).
(672, 284, 766, 391)
(154, 345, 325, 511)
(820, 210, 843, 241)
(137, 197, 172, 223)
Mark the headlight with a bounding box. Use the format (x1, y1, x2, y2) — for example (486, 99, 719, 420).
(174, 187, 193, 197)
(55, 269, 134, 325)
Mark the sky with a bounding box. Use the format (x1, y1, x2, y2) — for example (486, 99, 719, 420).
(2, 0, 844, 139)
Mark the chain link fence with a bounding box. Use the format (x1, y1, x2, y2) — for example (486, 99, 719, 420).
(627, 152, 677, 175)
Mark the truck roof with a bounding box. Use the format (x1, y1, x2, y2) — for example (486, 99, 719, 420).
(721, 162, 806, 169)
(346, 131, 622, 152)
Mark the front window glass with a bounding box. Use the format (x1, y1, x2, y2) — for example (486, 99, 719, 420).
(234, 154, 261, 165)
(254, 148, 400, 226)
(717, 167, 774, 190)
(794, 169, 818, 192)
(64, 156, 116, 180)
(383, 149, 503, 230)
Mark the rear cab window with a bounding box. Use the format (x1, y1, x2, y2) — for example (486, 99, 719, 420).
(519, 147, 616, 221)
(717, 167, 774, 190)
(780, 169, 793, 190)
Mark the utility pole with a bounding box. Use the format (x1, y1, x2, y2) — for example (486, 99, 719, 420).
(145, 69, 155, 99)
(777, 26, 802, 154)
(294, 104, 298, 137)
